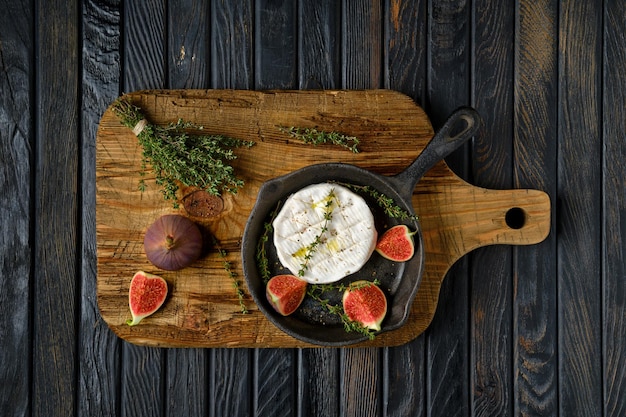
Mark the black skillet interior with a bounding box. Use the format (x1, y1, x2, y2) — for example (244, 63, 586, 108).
(241, 163, 425, 346)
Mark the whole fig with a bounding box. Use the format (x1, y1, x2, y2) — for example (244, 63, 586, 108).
(144, 214, 202, 270)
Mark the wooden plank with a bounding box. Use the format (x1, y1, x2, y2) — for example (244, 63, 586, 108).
(211, 349, 252, 416)
(603, 3, 626, 415)
(32, 0, 79, 415)
(384, 1, 428, 416)
(210, 3, 255, 417)
(557, 1, 603, 415)
(165, 3, 210, 416)
(253, 3, 298, 417)
(297, 4, 342, 416)
(424, 1, 473, 416)
(298, 0, 341, 89)
(513, 0, 558, 416)
(78, 1, 123, 416)
(211, 0, 254, 89)
(341, 348, 383, 417)
(119, 2, 166, 417)
(471, 1, 515, 416)
(255, 0, 297, 90)
(167, 0, 209, 89)
(124, 0, 165, 91)
(340, 3, 384, 416)
(0, 1, 33, 416)
(342, 0, 383, 89)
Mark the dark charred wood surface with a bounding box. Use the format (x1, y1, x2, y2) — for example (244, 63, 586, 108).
(1, 0, 624, 416)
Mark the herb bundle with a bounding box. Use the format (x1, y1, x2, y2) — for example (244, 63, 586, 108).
(112, 98, 254, 207)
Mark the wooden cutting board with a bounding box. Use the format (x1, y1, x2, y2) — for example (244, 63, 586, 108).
(96, 89, 550, 348)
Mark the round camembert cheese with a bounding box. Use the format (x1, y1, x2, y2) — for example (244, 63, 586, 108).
(272, 183, 377, 284)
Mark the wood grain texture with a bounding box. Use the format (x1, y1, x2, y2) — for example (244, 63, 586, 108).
(32, 0, 79, 415)
(210, 3, 255, 416)
(424, 0, 473, 416)
(384, 2, 428, 416)
(124, 0, 165, 91)
(342, 0, 383, 89)
(385, 0, 427, 100)
(298, 0, 342, 89)
(603, 3, 626, 416)
(165, 4, 211, 416)
(0, 1, 32, 416)
(5, 2, 623, 416)
(254, 349, 297, 417)
(120, 2, 167, 417)
(255, 0, 297, 90)
(79, 1, 123, 417)
(95, 89, 550, 348)
(558, 1, 603, 415)
(168, 0, 209, 89)
(471, 1, 516, 416)
(341, 348, 382, 417)
(212, 0, 254, 89)
(514, 1, 558, 416)
(210, 349, 252, 416)
(299, 349, 340, 416)
(297, 9, 341, 416)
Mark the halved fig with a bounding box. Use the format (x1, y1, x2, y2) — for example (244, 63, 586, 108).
(342, 280, 387, 331)
(127, 271, 168, 326)
(266, 274, 308, 316)
(375, 224, 416, 262)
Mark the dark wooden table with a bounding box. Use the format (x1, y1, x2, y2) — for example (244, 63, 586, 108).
(1, 1, 624, 416)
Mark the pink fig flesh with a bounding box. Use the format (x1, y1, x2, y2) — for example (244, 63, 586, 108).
(266, 274, 308, 316)
(342, 280, 387, 331)
(375, 224, 415, 262)
(144, 214, 203, 271)
(127, 271, 168, 326)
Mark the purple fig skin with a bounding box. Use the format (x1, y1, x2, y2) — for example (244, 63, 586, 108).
(127, 271, 168, 326)
(144, 214, 203, 271)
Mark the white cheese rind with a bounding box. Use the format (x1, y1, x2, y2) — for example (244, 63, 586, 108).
(272, 183, 377, 284)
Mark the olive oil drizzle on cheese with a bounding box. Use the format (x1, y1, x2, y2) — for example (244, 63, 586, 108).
(293, 188, 337, 277)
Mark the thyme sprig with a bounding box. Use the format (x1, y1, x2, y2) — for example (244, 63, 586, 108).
(279, 126, 360, 153)
(112, 98, 254, 207)
(257, 202, 282, 285)
(294, 189, 337, 277)
(217, 249, 248, 314)
(306, 280, 381, 340)
(332, 182, 419, 221)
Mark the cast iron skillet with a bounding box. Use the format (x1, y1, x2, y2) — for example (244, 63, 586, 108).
(242, 107, 482, 346)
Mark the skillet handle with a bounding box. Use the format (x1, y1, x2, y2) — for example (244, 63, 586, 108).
(394, 106, 482, 197)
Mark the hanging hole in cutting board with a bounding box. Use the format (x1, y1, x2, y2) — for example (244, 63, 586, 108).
(505, 207, 526, 229)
